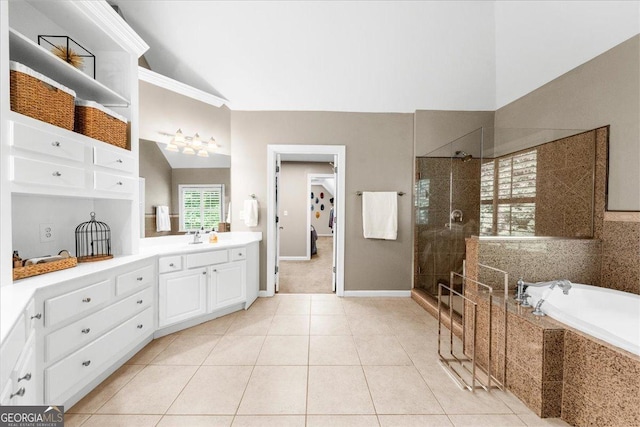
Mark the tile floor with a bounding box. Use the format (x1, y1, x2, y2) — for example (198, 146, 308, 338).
(66, 294, 570, 427)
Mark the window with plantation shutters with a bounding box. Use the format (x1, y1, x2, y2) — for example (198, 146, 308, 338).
(480, 150, 537, 236)
(179, 185, 225, 231)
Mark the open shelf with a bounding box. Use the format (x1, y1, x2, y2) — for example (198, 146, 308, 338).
(9, 28, 130, 107)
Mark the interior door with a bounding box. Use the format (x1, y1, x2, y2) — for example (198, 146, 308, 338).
(275, 154, 282, 293)
(332, 155, 338, 292)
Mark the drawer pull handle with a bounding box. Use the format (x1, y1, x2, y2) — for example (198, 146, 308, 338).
(137, 324, 144, 329)
(169, 263, 175, 267)
(18, 373, 31, 382)
(10, 388, 25, 399)
(137, 277, 143, 281)
(82, 297, 91, 303)
(116, 159, 123, 163)
(31, 313, 42, 320)
(117, 181, 123, 185)
(51, 141, 61, 147)
(137, 299, 143, 304)
(81, 328, 91, 334)
(52, 171, 61, 177)
(238, 253, 243, 256)
(82, 360, 91, 367)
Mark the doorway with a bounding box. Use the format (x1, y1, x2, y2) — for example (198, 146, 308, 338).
(277, 168, 335, 293)
(267, 145, 346, 297)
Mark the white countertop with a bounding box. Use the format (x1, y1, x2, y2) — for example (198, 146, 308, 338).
(1, 232, 262, 344)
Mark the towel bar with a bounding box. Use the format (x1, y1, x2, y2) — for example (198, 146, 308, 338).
(355, 191, 405, 196)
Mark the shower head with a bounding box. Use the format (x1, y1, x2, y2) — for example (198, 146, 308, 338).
(455, 151, 473, 162)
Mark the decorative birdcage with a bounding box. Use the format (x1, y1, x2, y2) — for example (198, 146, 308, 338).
(75, 212, 113, 263)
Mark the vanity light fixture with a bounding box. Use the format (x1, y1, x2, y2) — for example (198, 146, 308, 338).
(161, 129, 220, 156)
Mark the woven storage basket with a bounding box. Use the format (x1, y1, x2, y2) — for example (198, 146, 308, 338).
(9, 61, 76, 130)
(13, 257, 78, 280)
(75, 100, 128, 150)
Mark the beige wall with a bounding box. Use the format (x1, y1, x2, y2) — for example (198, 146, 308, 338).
(230, 111, 414, 292)
(279, 162, 333, 257)
(139, 139, 172, 214)
(494, 35, 640, 211)
(171, 168, 231, 223)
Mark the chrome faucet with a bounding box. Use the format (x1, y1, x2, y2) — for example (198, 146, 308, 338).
(189, 230, 203, 244)
(517, 278, 572, 316)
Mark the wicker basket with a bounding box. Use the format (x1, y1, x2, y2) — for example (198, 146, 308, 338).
(75, 100, 128, 149)
(13, 257, 78, 281)
(9, 61, 76, 130)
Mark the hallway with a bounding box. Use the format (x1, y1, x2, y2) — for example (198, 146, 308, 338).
(278, 237, 334, 294)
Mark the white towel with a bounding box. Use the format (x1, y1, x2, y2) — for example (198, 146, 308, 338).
(156, 205, 171, 232)
(362, 192, 397, 240)
(243, 199, 259, 227)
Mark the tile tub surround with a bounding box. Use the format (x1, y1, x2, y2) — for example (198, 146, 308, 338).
(65, 294, 571, 427)
(601, 217, 640, 295)
(562, 330, 640, 427)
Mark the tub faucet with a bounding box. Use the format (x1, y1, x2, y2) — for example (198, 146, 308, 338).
(518, 279, 572, 316)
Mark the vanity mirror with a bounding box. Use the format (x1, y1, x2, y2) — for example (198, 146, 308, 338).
(137, 68, 231, 238)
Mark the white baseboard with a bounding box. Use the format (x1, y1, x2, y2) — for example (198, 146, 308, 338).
(317, 233, 334, 237)
(258, 290, 271, 297)
(279, 256, 309, 261)
(342, 290, 412, 297)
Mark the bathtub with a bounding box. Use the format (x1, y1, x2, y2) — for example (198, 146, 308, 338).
(526, 283, 640, 356)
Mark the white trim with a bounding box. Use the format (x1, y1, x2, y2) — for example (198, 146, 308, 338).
(139, 67, 227, 107)
(79, 3, 149, 55)
(343, 290, 412, 298)
(258, 290, 270, 298)
(317, 233, 334, 237)
(268, 145, 346, 297)
(279, 256, 309, 261)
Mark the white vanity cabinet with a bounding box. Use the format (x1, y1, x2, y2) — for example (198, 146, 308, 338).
(157, 242, 258, 334)
(37, 259, 156, 406)
(158, 265, 208, 327)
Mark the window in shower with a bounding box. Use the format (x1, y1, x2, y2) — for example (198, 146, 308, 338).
(415, 178, 430, 225)
(481, 149, 537, 236)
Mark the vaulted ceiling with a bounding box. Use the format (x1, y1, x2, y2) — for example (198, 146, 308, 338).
(116, 1, 639, 113)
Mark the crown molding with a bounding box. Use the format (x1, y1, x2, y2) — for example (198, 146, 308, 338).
(74, 2, 149, 56)
(139, 67, 227, 107)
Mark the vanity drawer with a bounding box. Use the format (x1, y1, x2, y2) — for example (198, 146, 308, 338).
(159, 255, 183, 273)
(45, 280, 112, 328)
(45, 307, 153, 403)
(230, 247, 246, 261)
(12, 156, 85, 189)
(11, 120, 84, 162)
(93, 146, 134, 174)
(94, 171, 137, 194)
(45, 287, 152, 363)
(186, 250, 228, 269)
(116, 264, 154, 295)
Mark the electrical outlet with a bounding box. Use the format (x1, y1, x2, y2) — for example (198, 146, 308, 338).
(40, 223, 55, 242)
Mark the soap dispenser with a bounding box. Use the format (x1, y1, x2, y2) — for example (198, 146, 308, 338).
(209, 228, 218, 243)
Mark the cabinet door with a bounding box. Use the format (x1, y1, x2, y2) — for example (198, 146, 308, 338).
(159, 268, 207, 327)
(211, 261, 246, 311)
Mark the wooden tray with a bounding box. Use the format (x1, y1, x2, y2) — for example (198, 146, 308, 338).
(13, 257, 78, 280)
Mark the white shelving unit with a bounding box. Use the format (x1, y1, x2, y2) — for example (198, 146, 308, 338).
(9, 29, 129, 107)
(0, 1, 149, 287)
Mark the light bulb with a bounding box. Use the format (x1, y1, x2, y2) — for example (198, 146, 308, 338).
(197, 149, 209, 157)
(208, 137, 218, 151)
(166, 143, 179, 152)
(191, 133, 202, 148)
(182, 146, 195, 155)
(174, 129, 185, 144)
